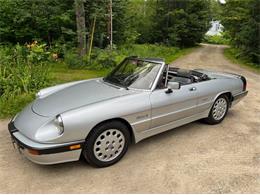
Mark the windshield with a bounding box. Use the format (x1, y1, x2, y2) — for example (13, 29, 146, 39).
(104, 58, 162, 90)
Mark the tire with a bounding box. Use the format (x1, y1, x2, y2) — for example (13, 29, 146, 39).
(204, 95, 229, 125)
(82, 121, 130, 168)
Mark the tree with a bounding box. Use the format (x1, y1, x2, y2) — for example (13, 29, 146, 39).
(221, 0, 260, 64)
(208, 0, 222, 21)
(149, 0, 211, 47)
(126, 0, 156, 44)
(75, 0, 87, 57)
(0, 0, 75, 45)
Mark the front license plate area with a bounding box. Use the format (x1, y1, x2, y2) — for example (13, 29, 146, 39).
(10, 137, 24, 154)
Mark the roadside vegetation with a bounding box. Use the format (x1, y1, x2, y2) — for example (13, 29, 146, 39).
(203, 34, 230, 45)
(0, 0, 258, 118)
(204, 0, 259, 71)
(224, 47, 260, 73)
(220, 0, 259, 66)
(0, 0, 210, 118)
(0, 43, 194, 118)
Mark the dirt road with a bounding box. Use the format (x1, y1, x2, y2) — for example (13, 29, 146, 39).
(0, 44, 259, 193)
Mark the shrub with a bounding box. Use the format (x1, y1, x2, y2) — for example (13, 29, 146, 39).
(84, 48, 119, 70)
(0, 93, 34, 118)
(80, 44, 183, 70)
(64, 49, 83, 68)
(0, 42, 51, 117)
(203, 34, 230, 45)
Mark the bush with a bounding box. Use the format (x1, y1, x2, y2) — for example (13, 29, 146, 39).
(79, 44, 184, 70)
(0, 42, 51, 117)
(84, 48, 120, 70)
(118, 44, 181, 63)
(0, 93, 34, 118)
(64, 49, 83, 68)
(203, 34, 230, 45)
(224, 47, 260, 71)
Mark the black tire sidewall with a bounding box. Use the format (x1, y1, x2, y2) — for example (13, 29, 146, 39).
(207, 95, 229, 124)
(83, 121, 130, 167)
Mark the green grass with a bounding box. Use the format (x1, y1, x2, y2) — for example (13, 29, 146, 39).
(50, 62, 109, 84)
(0, 93, 34, 118)
(224, 47, 260, 74)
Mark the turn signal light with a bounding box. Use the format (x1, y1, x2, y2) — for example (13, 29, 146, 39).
(69, 144, 81, 150)
(27, 148, 39, 155)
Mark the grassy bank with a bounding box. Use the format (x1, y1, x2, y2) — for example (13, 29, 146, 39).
(0, 44, 195, 118)
(224, 47, 260, 74)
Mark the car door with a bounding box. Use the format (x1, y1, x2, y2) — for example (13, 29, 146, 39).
(194, 79, 224, 114)
(149, 83, 199, 129)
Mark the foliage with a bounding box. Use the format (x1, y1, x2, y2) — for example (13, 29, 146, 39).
(150, 0, 211, 47)
(221, 0, 260, 65)
(64, 44, 194, 70)
(0, 0, 75, 45)
(203, 34, 230, 45)
(0, 93, 34, 118)
(0, 0, 213, 49)
(224, 47, 260, 73)
(64, 49, 83, 68)
(208, 0, 222, 21)
(2, 0, 258, 117)
(126, 0, 156, 44)
(0, 43, 51, 117)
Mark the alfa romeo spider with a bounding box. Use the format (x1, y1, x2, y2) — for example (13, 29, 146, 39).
(8, 56, 248, 167)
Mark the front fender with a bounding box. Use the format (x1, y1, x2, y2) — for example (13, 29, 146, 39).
(50, 91, 151, 144)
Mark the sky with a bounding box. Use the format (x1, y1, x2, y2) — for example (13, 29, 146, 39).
(219, 0, 226, 4)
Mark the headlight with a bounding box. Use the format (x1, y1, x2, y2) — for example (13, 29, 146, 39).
(54, 115, 64, 135)
(35, 115, 64, 142)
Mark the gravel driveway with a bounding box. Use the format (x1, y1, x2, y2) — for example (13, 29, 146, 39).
(0, 44, 259, 193)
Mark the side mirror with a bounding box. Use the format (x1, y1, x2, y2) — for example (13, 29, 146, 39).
(165, 82, 180, 94)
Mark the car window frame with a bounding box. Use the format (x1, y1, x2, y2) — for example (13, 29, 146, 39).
(104, 57, 165, 92)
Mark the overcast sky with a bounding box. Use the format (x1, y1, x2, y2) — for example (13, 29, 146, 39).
(218, 0, 226, 4)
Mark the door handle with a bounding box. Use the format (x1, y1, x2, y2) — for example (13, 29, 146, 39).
(189, 87, 197, 91)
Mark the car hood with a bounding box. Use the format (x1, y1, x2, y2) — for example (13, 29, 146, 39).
(32, 79, 132, 117)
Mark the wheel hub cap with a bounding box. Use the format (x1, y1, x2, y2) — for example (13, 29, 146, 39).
(94, 129, 125, 162)
(212, 98, 227, 120)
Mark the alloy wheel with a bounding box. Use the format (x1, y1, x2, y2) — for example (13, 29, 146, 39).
(212, 97, 227, 120)
(93, 129, 125, 162)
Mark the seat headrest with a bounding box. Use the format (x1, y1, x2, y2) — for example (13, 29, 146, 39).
(177, 69, 192, 78)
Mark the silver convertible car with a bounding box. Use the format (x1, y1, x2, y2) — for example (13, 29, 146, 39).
(8, 56, 248, 167)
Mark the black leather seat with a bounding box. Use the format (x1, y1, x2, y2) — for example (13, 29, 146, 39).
(169, 69, 194, 85)
(170, 76, 192, 85)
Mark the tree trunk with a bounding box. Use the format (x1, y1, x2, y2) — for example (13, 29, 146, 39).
(87, 15, 96, 59)
(75, 0, 86, 57)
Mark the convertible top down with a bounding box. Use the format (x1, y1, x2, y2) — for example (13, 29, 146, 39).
(8, 56, 248, 167)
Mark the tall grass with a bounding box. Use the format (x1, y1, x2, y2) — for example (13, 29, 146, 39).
(0, 42, 51, 117)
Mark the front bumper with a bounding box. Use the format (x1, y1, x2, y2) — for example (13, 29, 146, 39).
(8, 121, 84, 165)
